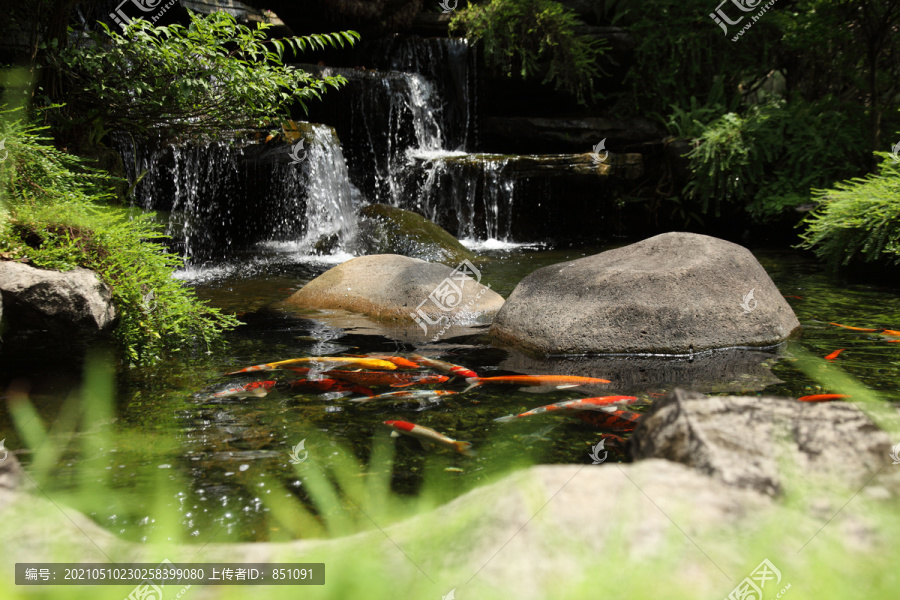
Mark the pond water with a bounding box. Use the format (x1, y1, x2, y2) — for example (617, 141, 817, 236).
(2, 242, 899, 545)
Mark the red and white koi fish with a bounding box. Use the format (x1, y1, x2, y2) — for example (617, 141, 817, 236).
(383, 420, 476, 457)
(225, 356, 397, 375)
(288, 378, 374, 397)
(324, 371, 450, 388)
(349, 390, 458, 404)
(408, 354, 479, 378)
(797, 394, 851, 402)
(205, 380, 278, 399)
(494, 396, 639, 423)
(464, 374, 611, 392)
(575, 409, 643, 431)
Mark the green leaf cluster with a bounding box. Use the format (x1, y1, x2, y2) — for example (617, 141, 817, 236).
(450, 0, 607, 105)
(681, 98, 869, 220)
(46, 10, 359, 140)
(0, 108, 240, 364)
(799, 153, 900, 268)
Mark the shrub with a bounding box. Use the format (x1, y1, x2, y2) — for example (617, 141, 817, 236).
(798, 153, 900, 268)
(683, 98, 869, 220)
(0, 109, 240, 364)
(450, 0, 607, 104)
(44, 10, 359, 141)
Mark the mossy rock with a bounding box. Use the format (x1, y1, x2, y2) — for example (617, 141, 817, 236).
(356, 204, 476, 266)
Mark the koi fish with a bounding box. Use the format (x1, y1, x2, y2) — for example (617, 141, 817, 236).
(288, 378, 374, 397)
(494, 396, 639, 423)
(464, 374, 610, 392)
(346, 354, 422, 369)
(784, 295, 804, 300)
(205, 380, 278, 399)
(575, 409, 643, 431)
(830, 323, 879, 332)
(324, 370, 450, 388)
(349, 390, 458, 404)
(408, 354, 479, 379)
(824, 349, 845, 360)
(383, 420, 476, 457)
(226, 357, 397, 375)
(882, 329, 900, 337)
(797, 394, 851, 402)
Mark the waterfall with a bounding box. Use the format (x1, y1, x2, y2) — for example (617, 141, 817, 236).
(113, 124, 360, 264)
(401, 151, 517, 242)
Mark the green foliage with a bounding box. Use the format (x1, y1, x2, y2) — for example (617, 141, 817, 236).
(45, 11, 360, 140)
(683, 98, 869, 220)
(616, 0, 777, 117)
(658, 95, 728, 140)
(799, 153, 900, 268)
(0, 108, 240, 363)
(450, 0, 607, 104)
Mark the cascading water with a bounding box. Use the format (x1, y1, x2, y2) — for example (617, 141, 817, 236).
(399, 151, 517, 242)
(301, 47, 522, 244)
(113, 124, 360, 264)
(301, 65, 446, 205)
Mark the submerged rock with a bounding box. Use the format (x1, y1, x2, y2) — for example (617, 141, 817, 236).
(0, 262, 117, 338)
(283, 254, 503, 329)
(490, 232, 801, 355)
(629, 389, 899, 497)
(356, 204, 475, 266)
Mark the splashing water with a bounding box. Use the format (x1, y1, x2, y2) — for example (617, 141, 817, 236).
(112, 124, 360, 264)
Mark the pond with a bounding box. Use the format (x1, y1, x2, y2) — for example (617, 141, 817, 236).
(2, 242, 898, 545)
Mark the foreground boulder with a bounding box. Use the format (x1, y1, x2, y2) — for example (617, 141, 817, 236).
(283, 254, 504, 328)
(630, 389, 899, 497)
(0, 262, 117, 337)
(490, 232, 801, 354)
(356, 204, 476, 266)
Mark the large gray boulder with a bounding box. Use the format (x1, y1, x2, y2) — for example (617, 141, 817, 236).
(0, 262, 117, 336)
(490, 232, 801, 354)
(283, 254, 504, 330)
(629, 389, 899, 497)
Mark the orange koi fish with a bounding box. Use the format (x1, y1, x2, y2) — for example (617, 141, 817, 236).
(349, 390, 457, 404)
(289, 378, 374, 397)
(408, 354, 479, 379)
(384, 420, 476, 457)
(346, 355, 422, 369)
(464, 374, 610, 392)
(205, 380, 278, 399)
(784, 295, 804, 300)
(494, 396, 639, 423)
(226, 356, 397, 375)
(824, 349, 844, 360)
(797, 394, 851, 402)
(830, 323, 879, 332)
(324, 370, 450, 388)
(575, 409, 643, 431)
(882, 329, 900, 337)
